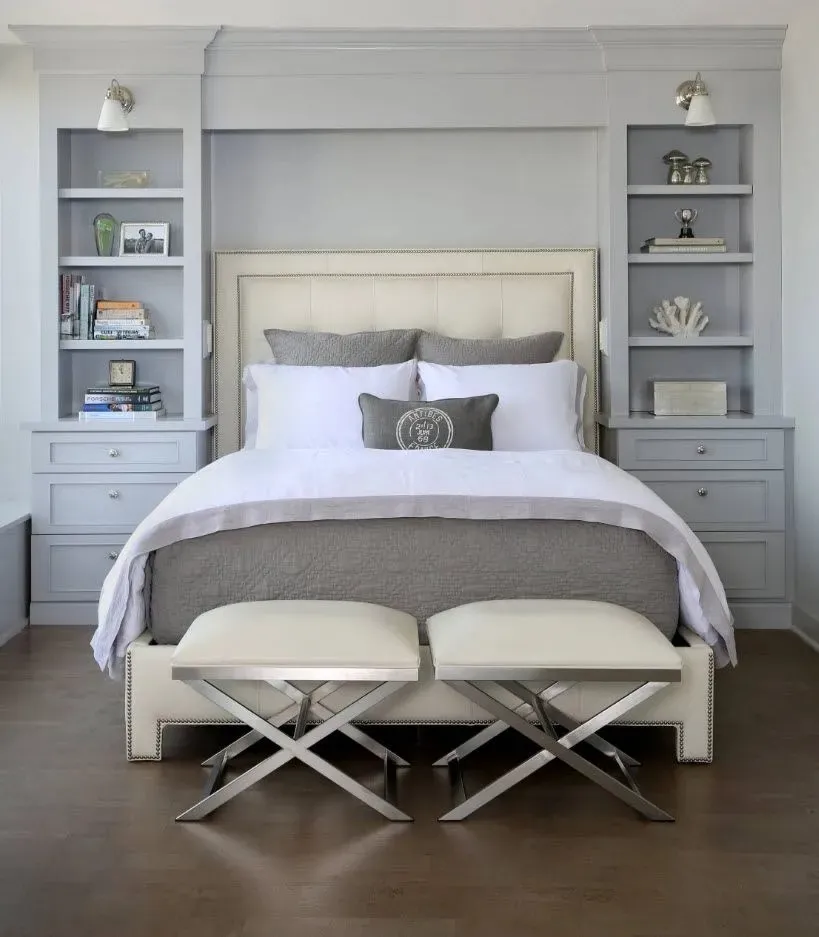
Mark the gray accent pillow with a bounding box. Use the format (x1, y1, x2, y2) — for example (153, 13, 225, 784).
(416, 330, 564, 365)
(264, 328, 419, 366)
(359, 393, 499, 451)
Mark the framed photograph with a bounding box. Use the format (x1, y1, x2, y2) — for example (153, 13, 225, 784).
(119, 222, 170, 257)
(108, 359, 136, 387)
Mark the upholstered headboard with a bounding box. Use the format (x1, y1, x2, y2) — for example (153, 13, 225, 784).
(212, 248, 599, 458)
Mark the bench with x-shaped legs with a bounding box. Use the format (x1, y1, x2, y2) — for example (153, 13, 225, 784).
(171, 600, 420, 822)
(427, 599, 683, 822)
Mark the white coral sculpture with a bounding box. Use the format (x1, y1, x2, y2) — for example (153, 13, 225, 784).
(649, 296, 709, 338)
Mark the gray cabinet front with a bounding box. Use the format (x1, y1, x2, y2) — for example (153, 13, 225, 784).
(633, 470, 785, 531)
(32, 473, 186, 534)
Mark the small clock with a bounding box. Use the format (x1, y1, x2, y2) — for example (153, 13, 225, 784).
(108, 359, 136, 387)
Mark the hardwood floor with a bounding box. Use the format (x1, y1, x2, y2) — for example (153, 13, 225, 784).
(0, 628, 817, 937)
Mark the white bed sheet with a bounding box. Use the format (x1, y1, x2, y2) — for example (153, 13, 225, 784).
(92, 448, 735, 675)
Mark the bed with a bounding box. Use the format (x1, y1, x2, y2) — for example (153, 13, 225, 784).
(112, 248, 722, 763)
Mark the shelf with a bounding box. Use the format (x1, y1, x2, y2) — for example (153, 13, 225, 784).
(24, 415, 218, 433)
(60, 340, 184, 351)
(627, 185, 753, 196)
(628, 253, 753, 265)
(597, 412, 795, 430)
(58, 256, 185, 267)
(58, 188, 184, 200)
(628, 336, 753, 348)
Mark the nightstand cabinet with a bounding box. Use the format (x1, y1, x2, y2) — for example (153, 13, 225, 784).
(601, 424, 792, 622)
(29, 427, 210, 625)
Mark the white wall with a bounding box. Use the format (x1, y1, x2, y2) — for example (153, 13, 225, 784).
(2, 1, 819, 628)
(781, 5, 819, 622)
(0, 45, 39, 500)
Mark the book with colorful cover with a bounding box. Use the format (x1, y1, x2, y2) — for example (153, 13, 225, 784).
(84, 392, 162, 404)
(82, 401, 164, 413)
(79, 408, 167, 421)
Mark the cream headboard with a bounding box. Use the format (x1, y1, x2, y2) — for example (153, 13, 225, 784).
(213, 248, 599, 458)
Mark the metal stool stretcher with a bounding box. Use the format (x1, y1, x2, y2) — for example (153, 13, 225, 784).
(170, 600, 420, 823)
(427, 599, 683, 822)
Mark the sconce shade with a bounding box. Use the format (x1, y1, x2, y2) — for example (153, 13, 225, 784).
(97, 95, 129, 132)
(686, 90, 716, 127)
(97, 79, 134, 133)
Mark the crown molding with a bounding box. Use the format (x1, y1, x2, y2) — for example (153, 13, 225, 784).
(592, 25, 787, 71)
(9, 25, 219, 75)
(206, 27, 605, 76)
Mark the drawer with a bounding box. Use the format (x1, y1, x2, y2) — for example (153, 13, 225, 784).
(32, 432, 199, 474)
(32, 534, 127, 603)
(32, 473, 187, 534)
(617, 430, 784, 470)
(699, 532, 786, 600)
(633, 471, 785, 531)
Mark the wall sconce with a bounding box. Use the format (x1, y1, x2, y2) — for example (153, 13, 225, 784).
(675, 72, 716, 127)
(97, 79, 135, 133)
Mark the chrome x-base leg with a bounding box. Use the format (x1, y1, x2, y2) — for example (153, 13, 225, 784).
(202, 680, 409, 769)
(437, 680, 673, 823)
(433, 681, 640, 769)
(177, 679, 413, 822)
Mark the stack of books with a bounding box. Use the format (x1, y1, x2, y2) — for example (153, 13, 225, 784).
(80, 384, 165, 420)
(59, 274, 98, 339)
(93, 301, 154, 340)
(641, 237, 727, 254)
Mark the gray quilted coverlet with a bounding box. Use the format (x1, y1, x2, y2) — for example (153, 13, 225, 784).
(147, 518, 678, 644)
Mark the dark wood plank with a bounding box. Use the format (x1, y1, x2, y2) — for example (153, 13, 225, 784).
(0, 627, 817, 937)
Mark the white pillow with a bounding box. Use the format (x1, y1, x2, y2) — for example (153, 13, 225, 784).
(417, 359, 586, 452)
(244, 360, 416, 450)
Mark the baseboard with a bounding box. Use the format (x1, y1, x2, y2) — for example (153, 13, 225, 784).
(792, 606, 819, 653)
(30, 602, 98, 626)
(0, 618, 27, 647)
(730, 602, 792, 629)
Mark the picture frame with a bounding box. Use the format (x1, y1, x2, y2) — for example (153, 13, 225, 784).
(108, 359, 136, 387)
(119, 222, 170, 257)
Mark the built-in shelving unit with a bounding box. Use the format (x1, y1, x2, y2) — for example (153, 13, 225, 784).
(628, 253, 753, 264)
(59, 339, 185, 350)
(627, 336, 753, 348)
(59, 256, 185, 267)
(58, 188, 184, 200)
(626, 184, 753, 196)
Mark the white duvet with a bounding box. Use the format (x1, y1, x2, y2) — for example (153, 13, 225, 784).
(92, 448, 735, 675)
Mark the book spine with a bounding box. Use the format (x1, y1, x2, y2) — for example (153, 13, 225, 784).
(647, 238, 725, 246)
(643, 245, 728, 253)
(95, 309, 148, 321)
(84, 393, 161, 404)
(93, 318, 151, 328)
(95, 301, 142, 309)
(60, 274, 72, 337)
(79, 284, 89, 340)
(89, 284, 96, 338)
(92, 332, 154, 340)
(87, 385, 160, 394)
(82, 402, 163, 412)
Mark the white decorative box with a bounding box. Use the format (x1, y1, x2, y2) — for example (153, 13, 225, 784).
(652, 380, 727, 416)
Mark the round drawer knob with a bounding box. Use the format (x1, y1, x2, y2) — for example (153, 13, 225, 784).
(108, 489, 120, 500)
(697, 487, 708, 497)
(108, 448, 120, 458)
(696, 445, 707, 455)
(107, 551, 119, 561)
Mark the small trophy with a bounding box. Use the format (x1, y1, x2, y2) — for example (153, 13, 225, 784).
(674, 207, 698, 239)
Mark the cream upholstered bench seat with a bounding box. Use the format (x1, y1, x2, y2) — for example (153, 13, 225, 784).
(171, 600, 420, 822)
(427, 599, 683, 822)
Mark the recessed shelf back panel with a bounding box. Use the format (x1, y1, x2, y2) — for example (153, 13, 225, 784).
(58, 129, 183, 189)
(627, 126, 743, 186)
(628, 346, 748, 413)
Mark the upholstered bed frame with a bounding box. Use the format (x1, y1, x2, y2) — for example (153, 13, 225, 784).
(125, 249, 714, 762)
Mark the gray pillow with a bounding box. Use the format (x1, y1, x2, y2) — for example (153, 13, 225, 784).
(416, 331, 563, 365)
(359, 393, 499, 451)
(264, 328, 419, 366)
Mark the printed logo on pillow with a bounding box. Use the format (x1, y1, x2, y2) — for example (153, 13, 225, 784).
(395, 407, 455, 450)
